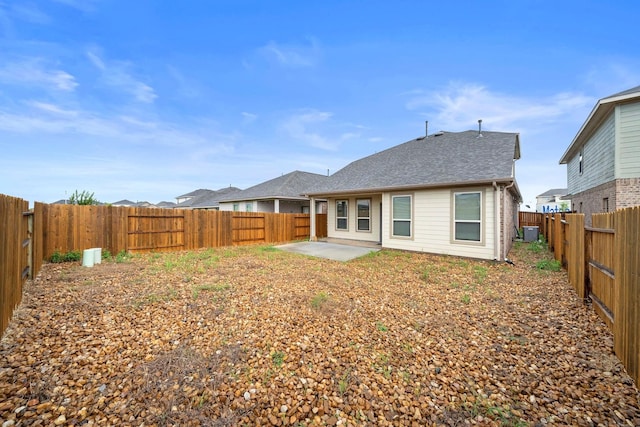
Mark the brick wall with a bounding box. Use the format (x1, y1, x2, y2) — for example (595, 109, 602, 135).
(616, 178, 640, 209)
(570, 180, 616, 227)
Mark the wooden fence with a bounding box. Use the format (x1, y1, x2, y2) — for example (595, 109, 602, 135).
(1, 195, 31, 337)
(40, 204, 328, 259)
(541, 208, 640, 386)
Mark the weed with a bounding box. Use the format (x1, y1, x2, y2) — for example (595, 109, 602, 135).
(527, 236, 547, 253)
(101, 249, 112, 260)
(536, 259, 561, 271)
(49, 250, 82, 263)
(473, 265, 488, 284)
(338, 370, 351, 396)
(115, 250, 130, 263)
(272, 351, 285, 367)
(461, 294, 471, 304)
(375, 321, 388, 332)
(134, 288, 178, 308)
(192, 283, 230, 299)
(310, 291, 329, 309)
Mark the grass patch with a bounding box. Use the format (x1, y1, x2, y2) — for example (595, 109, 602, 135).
(375, 321, 388, 332)
(271, 351, 285, 367)
(192, 283, 230, 299)
(134, 288, 178, 308)
(536, 259, 562, 271)
(49, 250, 82, 263)
(115, 250, 131, 263)
(310, 291, 329, 309)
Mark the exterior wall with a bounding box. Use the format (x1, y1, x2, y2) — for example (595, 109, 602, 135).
(615, 178, 640, 209)
(380, 186, 496, 260)
(218, 202, 233, 211)
(567, 112, 615, 195)
(502, 187, 519, 259)
(326, 195, 382, 243)
(616, 102, 640, 179)
(570, 180, 616, 227)
(278, 200, 309, 213)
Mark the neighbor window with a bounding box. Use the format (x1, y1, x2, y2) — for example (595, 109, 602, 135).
(336, 200, 348, 230)
(357, 199, 371, 231)
(392, 195, 412, 237)
(245, 203, 253, 212)
(603, 198, 609, 212)
(454, 191, 481, 242)
(579, 150, 583, 175)
(232, 203, 239, 212)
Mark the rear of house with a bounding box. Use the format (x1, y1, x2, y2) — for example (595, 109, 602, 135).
(307, 129, 522, 260)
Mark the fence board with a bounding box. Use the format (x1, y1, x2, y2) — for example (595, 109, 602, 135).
(519, 211, 543, 228)
(614, 207, 640, 386)
(0, 194, 29, 337)
(565, 214, 585, 299)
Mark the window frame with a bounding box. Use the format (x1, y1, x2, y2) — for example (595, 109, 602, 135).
(335, 199, 348, 231)
(451, 190, 484, 245)
(232, 203, 239, 212)
(391, 194, 412, 239)
(245, 202, 253, 212)
(356, 198, 371, 232)
(578, 150, 584, 175)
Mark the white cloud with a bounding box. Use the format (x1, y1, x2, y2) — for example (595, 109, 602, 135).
(0, 59, 78, 91)
(52, 0, 100, 13)
(406, 82, 593, 134)
(280, 110, 337, 150)
(241, 112, 257, 124)
(86, 49, 157, 103)
(27, 101, 78, 117)
(11, 3, 51, 24)
(260, 38, 320, 67)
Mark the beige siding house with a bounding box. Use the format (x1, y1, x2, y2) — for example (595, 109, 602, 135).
(218, 170, 327, 213)
(560, 86, 640, 225)
(306, 129, 522, 261)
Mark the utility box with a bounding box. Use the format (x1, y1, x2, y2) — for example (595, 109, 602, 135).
(523, 226, 539, 242)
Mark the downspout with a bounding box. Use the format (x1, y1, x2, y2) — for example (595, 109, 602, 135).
(493, 181, 500, 261)
(502, 180, 517, 260)
(309, 196, 317, 241)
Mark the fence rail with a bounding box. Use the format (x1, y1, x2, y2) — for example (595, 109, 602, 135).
(541, 207, 640, 386)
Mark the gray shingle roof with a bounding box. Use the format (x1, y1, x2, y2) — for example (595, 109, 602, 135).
(189, 187, 242, 208)
(537, 188, 568, 197)
(307, 130, 520, 195)
(176, 188, 212, 199)
(218, 171, 328, 202)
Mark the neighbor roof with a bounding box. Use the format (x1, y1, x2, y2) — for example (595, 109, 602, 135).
(176, 188, 213, 199)
(537, 188, 568, 197)
(189, 187, 242, 208)
(218, 171, 328, 202)
(306, 130, 520, 196)
(176, 187, 242, 208)
(560, 85, 640, 164)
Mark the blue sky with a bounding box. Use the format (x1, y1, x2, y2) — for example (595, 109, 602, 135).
(1, 1, 639, 207)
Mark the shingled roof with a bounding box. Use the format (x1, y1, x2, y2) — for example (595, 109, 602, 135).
(218, 171, 328, 202)
(306, 130, 520, 195)
(176, 187, 242, 208)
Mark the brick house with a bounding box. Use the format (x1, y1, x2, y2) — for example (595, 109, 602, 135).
(560, 86, 640, 225)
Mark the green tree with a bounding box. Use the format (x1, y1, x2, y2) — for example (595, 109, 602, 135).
(68, 190, 100, 205)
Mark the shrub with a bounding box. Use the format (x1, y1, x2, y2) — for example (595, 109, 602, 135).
(536, 259, 561, 271)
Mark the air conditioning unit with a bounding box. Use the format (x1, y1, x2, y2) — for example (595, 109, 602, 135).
(523, 226, 539, 242)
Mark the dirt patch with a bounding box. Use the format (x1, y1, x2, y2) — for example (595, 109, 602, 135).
(1, 243, 638, 426)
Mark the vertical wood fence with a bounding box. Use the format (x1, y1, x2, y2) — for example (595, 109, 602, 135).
(40, 204, 328, 259)
(540, 207, 640, 386)
(1, 195, 30, 337)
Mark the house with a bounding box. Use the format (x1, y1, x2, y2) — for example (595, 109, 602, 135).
(156, 201, 178, 208)
(305, 129, 522, 261)
(559, 85, 640, 225)
(175, 189, 212, 205)
(218, 170, 328, 213)
(535, 188, 570, 213)
(111, 199, 137, 207)
(175, 187, 242, 210)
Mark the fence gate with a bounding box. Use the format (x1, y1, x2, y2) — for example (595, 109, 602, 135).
(127, 212, 186, 252)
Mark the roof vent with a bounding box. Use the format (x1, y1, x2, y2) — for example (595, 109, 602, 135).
(477, 119, 483, 138)
(434, 131, 444, 137)
(425, 120, 428, 137)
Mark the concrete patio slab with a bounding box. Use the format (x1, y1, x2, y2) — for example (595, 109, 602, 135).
(275, 241, 380, 261)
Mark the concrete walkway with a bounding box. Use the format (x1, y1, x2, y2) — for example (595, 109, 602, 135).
(275, 241, 380, 261)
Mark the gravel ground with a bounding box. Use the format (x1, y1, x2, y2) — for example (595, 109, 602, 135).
(1, 242, 639, 426)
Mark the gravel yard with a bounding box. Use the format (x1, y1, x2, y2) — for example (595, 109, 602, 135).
(1, 242, 639, 426)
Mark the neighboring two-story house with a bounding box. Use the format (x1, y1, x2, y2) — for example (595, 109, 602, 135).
(559, 86, 640, 225)
(535, 188, 570, 213)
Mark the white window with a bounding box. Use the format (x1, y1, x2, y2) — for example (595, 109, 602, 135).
(245, 203, 253, 212)
(579, 150, 583, 175)
(336, 200, 348, 230)
(357, 199, 371, 231)
(232, 203, 239, 212)
(392, 195, 411, 237)
(454, 191, 481, 242)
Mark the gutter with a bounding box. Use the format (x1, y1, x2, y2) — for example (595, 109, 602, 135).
(502, 180, 517, 261)
(493, 181, 500, 261)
